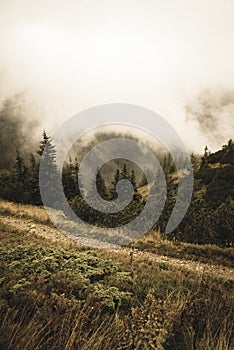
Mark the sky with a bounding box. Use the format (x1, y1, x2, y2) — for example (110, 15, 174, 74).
(0, 0, 234, 152)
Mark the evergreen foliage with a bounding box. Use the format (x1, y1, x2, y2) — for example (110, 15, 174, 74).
(0, 133, 233, 246)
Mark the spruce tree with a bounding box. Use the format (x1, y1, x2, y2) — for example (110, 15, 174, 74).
(12, 151, 28, 203)
(38, 131, 59, 207)
(201, 145, 210, 168)
(110, 168, 121, 199)
(121, 162, 128, 179)
(62, 156, 78, 200)
(130, 169, 137, 191)
(27, 153, 41, 205)
(15, 151, 27, 181)
(74, 157, 80, 196)
(114, 168, 121, 184)
(96, 171, 108, 199)
(130, 169, 141, 200)
(88, 170, 108, 200)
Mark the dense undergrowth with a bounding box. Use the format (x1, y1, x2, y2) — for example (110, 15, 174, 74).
(0, 215, 233, 350)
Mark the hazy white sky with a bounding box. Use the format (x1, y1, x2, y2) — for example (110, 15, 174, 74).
(0, 0, 234, 152)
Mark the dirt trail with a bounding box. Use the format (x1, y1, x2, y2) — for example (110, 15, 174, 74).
(0, 214, 71, 244)
(112, 248, 234, 281)
(1, 214, 233, 282)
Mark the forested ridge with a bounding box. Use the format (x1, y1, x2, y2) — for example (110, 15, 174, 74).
(0, 123, 233, 246)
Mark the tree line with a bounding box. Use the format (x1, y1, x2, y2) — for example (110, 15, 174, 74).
(0, 128, 233, 246)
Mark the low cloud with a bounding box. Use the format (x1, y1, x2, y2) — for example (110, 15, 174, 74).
(0, 93, 39, 169)
(186, 89, 234, 146)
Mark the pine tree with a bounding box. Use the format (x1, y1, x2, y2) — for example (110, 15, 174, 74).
(130, 169, 141, 201)
(27, 153, 41, 205)
(114, 168, 121, 184)
(190, 152, 200, 172)
(130, 169, 137, 191)
(201, 145, 210, 168)
(15, 151, 27, 181)
(38, 131, 59, 207)
(62, 156, 79, 200)
(74, 157, 80, 196)
(96, 171, 108, 199)
(121, 163, 128, 179)
(88, 170, 108, 200)
(30, 153, 36, 170)
(11, 151, 28, 203)
(110, 168, 121, 199)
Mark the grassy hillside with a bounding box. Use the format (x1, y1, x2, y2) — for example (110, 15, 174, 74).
(0, 201, 233, 350)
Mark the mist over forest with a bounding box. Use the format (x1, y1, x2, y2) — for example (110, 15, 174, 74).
(0, 91, 233, 247)
(0, 1, 234, 349)
(1, 86, 234, 169)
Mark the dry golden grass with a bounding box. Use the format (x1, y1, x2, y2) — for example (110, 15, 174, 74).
(137, 184, 149, 200)
(209, 162, 231, 169)
(0, 199, 50, 224)
(0, 207, 233, 350)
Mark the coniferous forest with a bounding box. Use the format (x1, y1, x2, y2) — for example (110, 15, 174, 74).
(0, 123, 233, 246)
